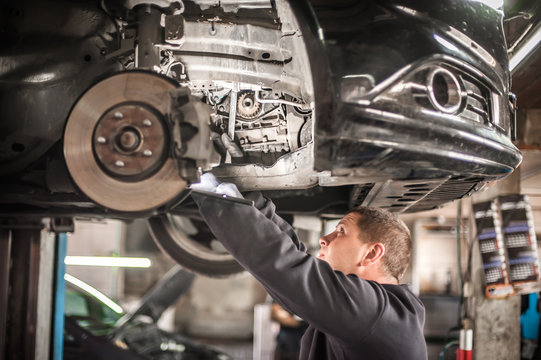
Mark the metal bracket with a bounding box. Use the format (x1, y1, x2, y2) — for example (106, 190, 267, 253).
(49, 218, 74, 233)
(168, 87, 220, 183)
(165, 14, 185, 45)
(509, 93, 517, 142)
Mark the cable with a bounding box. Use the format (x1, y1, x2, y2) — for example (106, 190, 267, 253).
(439, 340, 459, 360)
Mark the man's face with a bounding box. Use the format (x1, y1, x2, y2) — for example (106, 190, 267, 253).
(317, 212, 369, 275)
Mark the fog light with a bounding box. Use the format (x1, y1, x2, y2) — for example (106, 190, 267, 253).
(427, 68, 464, 114)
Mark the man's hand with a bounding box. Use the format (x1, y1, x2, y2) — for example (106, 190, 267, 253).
(191, 173, 243, 199)
(190, 172, 220, 193)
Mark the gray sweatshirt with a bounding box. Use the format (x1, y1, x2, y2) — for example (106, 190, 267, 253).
(193, 192, 427, 360)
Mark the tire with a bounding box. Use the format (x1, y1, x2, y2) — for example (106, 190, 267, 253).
(147, 214, 244, 277)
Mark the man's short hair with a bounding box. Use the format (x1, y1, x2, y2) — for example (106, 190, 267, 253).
(349, 207, 411, 281)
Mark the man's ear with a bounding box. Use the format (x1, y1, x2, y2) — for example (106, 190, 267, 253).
(360, 243, 385, 266)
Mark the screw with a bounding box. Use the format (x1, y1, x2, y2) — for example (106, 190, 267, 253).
(143, 149, 153, 157)
(143, 119, 152, 127)
(209, 22, 217, 36)
(97, 136, 107, 144)
(243, 98, 253, 108)
(115, 160, 125, 167)
(114, 112, 124, 119)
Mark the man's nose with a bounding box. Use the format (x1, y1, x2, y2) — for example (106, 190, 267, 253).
(319, 233, 333, 247)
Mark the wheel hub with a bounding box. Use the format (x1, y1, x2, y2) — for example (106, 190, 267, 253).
(93, 104, 167, 180)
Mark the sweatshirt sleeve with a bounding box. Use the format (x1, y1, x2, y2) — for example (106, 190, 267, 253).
(193, 192, 387, 342)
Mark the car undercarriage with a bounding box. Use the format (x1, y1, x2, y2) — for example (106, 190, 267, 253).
(0, 0, 522, 275)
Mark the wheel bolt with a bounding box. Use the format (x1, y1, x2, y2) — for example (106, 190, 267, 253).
(143, 119, 152, 127)
(118, 130, 139, 151)
(143, 149, 153, 157)
(97, 136, 107, 144)
(114, 111, 124, 119)
(115, 160, 125, 167)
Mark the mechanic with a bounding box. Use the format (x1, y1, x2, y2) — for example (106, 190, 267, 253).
(192, 173, 427, 360)
(272, 300, 308, 360)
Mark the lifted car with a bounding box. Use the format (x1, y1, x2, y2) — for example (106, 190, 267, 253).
(0, 0, 521, 276)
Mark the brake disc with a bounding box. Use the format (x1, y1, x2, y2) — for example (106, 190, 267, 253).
(64, 71, 186, 212)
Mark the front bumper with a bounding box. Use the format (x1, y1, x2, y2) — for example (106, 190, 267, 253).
(314, 54, 521, 182)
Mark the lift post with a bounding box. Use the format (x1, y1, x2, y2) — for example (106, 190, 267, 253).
(1, 221, 44, 360)
(0, 228, 11, 360)
(0, 218, 70, 360)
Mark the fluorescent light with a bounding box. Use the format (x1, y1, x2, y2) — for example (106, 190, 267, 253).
(65, 256, 151, 268)
(509, 26, 541, 71)
(64, 274, 124, 314)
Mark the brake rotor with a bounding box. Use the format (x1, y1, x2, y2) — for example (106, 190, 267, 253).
(64, 72, 187, 212)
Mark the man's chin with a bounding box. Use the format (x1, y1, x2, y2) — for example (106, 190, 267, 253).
(317, 254, 333, 268)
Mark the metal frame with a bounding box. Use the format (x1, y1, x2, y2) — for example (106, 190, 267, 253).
(6, 224, 43, 360)
(0, 229, 11, 360)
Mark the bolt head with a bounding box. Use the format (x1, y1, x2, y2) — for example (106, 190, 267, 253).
(114, 111, 124, 119)
(243, 98, 253, 107)
(115, 160, 125, 167)
(143, 149, 153, 157)
(118, 130, 140, 151)
(97, 136, 107, 144)
(143, 119, 152, 127)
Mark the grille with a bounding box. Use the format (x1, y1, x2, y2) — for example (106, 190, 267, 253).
(349, 183, 375, 209)
(461, 74, 491, 125)
(350, 176, 484, 213)
(406, 176, 483, 212)
(417, 63, 497, 127)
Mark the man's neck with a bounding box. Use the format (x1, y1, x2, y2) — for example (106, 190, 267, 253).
(357, 267, 398, 285)
(378, 276, 399, 285)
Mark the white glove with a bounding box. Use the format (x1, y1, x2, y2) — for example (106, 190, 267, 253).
(191, 173, 243, 198)
(216, 182, 243, 198)
(190, 172, 220, 193)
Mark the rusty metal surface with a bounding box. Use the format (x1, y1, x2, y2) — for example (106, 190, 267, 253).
(64, 72, 187, 212)
(93, 104, 167, 179)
